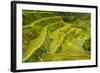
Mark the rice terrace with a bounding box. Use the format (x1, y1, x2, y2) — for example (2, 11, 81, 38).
(22, 10, 91, 63)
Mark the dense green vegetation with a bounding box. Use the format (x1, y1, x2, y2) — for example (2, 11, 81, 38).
(22, 10, 91, 63)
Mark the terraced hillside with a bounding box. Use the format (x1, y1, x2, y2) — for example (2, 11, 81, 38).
(22, 10, 91, 63)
